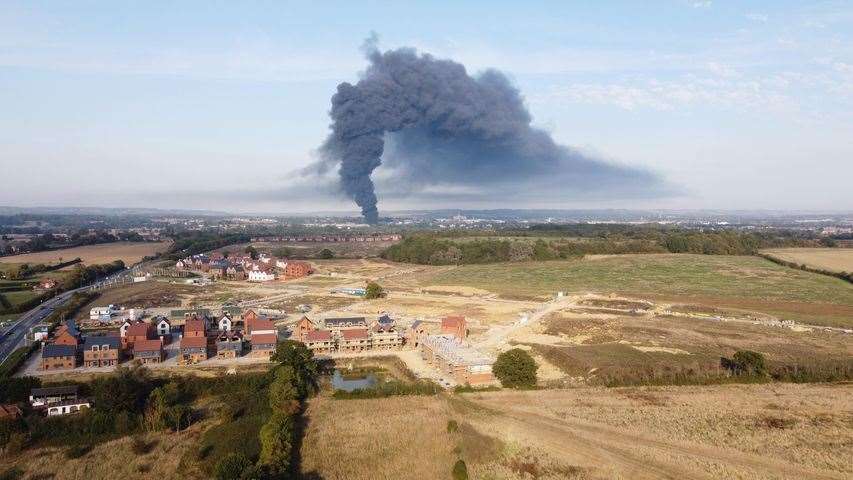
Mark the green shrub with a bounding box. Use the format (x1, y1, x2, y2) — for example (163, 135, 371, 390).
(447, 420, 459, 433)
(332, 380, 441, 399)
(726, 350, 767, 376)
(258, 412, 294, 475)
(214, 452, 252, 480)
(493, 349, 538, 389)
(452, 459, 469, 480)
(364, 281, 385, 299)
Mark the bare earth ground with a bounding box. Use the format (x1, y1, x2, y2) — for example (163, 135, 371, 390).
(761, 248, 853, 273)
(0, 241, 171, 266)
(300, 383, 852, 480)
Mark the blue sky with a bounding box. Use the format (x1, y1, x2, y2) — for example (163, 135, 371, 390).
(1, 1, 851, 213)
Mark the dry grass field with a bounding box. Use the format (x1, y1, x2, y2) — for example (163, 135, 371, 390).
(416, 254, 853, 327)
(299, 383, 852, 480)
(0, 241, 171, 266)
(762, 248, 853, 273)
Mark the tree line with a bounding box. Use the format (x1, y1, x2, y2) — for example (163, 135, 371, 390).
(381, 227, 828, 265)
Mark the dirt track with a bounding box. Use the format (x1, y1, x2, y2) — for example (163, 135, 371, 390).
(461, 392, 849, 479)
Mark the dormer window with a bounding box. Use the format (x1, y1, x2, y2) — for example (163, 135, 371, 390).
(92, 345, 99, 351)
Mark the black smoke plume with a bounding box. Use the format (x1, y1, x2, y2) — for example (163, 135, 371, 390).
(321, 38, 663, 223)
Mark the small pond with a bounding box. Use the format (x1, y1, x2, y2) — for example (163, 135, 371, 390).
(331, 369, 378, 392)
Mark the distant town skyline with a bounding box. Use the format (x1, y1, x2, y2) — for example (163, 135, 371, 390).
(1, 1, 852, 213)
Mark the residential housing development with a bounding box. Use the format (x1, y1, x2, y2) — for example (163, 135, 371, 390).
(176, 252, 313, 282)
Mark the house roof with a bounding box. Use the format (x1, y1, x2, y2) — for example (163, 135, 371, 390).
(0, 404, 22, 417)
(155, 316, 170, 325)
(305, 330, 332, 342)
(64, 320, 80, 337)
(249, 319, 276, 333)
(325, 317, 366, 327)
(42, 344, 77, 358)
(411, 320, 423, 330)
(31, 385, 78, 397)
(133, 339, 163, 352)
(442, 316, 465, 329)
(184, 318, 207, 334)
(341, 328, 369, 340)
(126, 322, 152, 337)
(251, 333, 278, 346)
(378, 314, 393, 324)
(181, 336, 208, 349)
(83, 335, 122, 349)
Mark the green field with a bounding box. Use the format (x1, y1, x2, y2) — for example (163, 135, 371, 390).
(425, 254, 853, 327)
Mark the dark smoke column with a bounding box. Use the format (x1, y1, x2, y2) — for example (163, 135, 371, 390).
(320, 39, 661, 223)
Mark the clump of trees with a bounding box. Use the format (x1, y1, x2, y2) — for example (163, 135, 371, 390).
(317, 248, 335, 259)
(493, 349, 538, 389)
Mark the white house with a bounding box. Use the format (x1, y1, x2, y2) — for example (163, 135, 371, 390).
(46, 399, 91, 416)
(218, 314, 232, 332)
(248, 270, 275, 282)
(119, 319, 132, 337)
(155, 317, 171, 337)
(275, 259, 288, 269)
(90, 305, 117, 321)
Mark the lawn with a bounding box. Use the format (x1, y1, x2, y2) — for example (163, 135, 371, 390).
(424, 254, 853, 326)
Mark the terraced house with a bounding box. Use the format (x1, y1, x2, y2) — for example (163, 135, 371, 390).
(41, 344, 77, 370)
(82, 335, 122, 367)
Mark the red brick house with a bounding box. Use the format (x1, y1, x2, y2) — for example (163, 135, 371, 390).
(295, 316, 316, 340)
(133, 339, 165, 363)
(284, 261, 313, 279)
(249, 333, 278, 358)
(339, 328, 370, 353)
(179, 336, 209, 364)
(125, 321, 155, 350)
(183, 317, 207, 338)
(303, 329, 334, 354)
(441, 316, 467, 340)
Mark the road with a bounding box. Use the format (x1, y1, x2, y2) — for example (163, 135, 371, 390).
(0, 264, 143, 365)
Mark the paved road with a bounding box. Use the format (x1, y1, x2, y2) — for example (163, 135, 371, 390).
(0, 265, 142, 365)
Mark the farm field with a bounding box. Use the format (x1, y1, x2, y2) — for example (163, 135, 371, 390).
(419, 254, 853, 327)
(0, 241, 171, 266)
(761, 248, 853, 273)
(300, 383, 853, 480)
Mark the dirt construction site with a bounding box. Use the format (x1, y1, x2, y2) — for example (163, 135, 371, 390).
(62, 256, 852, 388)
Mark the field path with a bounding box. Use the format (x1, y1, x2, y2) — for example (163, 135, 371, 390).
(463, 396, 847, 480)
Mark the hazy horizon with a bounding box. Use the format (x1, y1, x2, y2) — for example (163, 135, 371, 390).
(2, 1, 852, 215)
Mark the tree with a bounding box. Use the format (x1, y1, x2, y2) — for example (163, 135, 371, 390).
(317, 248, 334, 259)
(364, 281, 385, 299)
(244, 246, 259, 260)
(271, 340, 319, 399)
(493, 348, 538, 388)
(268, 366, 300, 414)
(258, 412, 294, 475)
(214, 452, 252, 480)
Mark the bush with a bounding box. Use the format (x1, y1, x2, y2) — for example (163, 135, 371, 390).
(452, 459, 469, 480)
(447, 420, 458, 433)
(364, 281, 385, 299)
(214, 452, 253, 480)
(493, 349, 538, 388)
(332, 380, 441, 399)
(726, 350, 767, 376)
(317, 248, 334, 259)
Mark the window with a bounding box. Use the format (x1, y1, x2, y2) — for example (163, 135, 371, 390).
(92, 345, 99, 351)
(102, 345, 110, 350)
